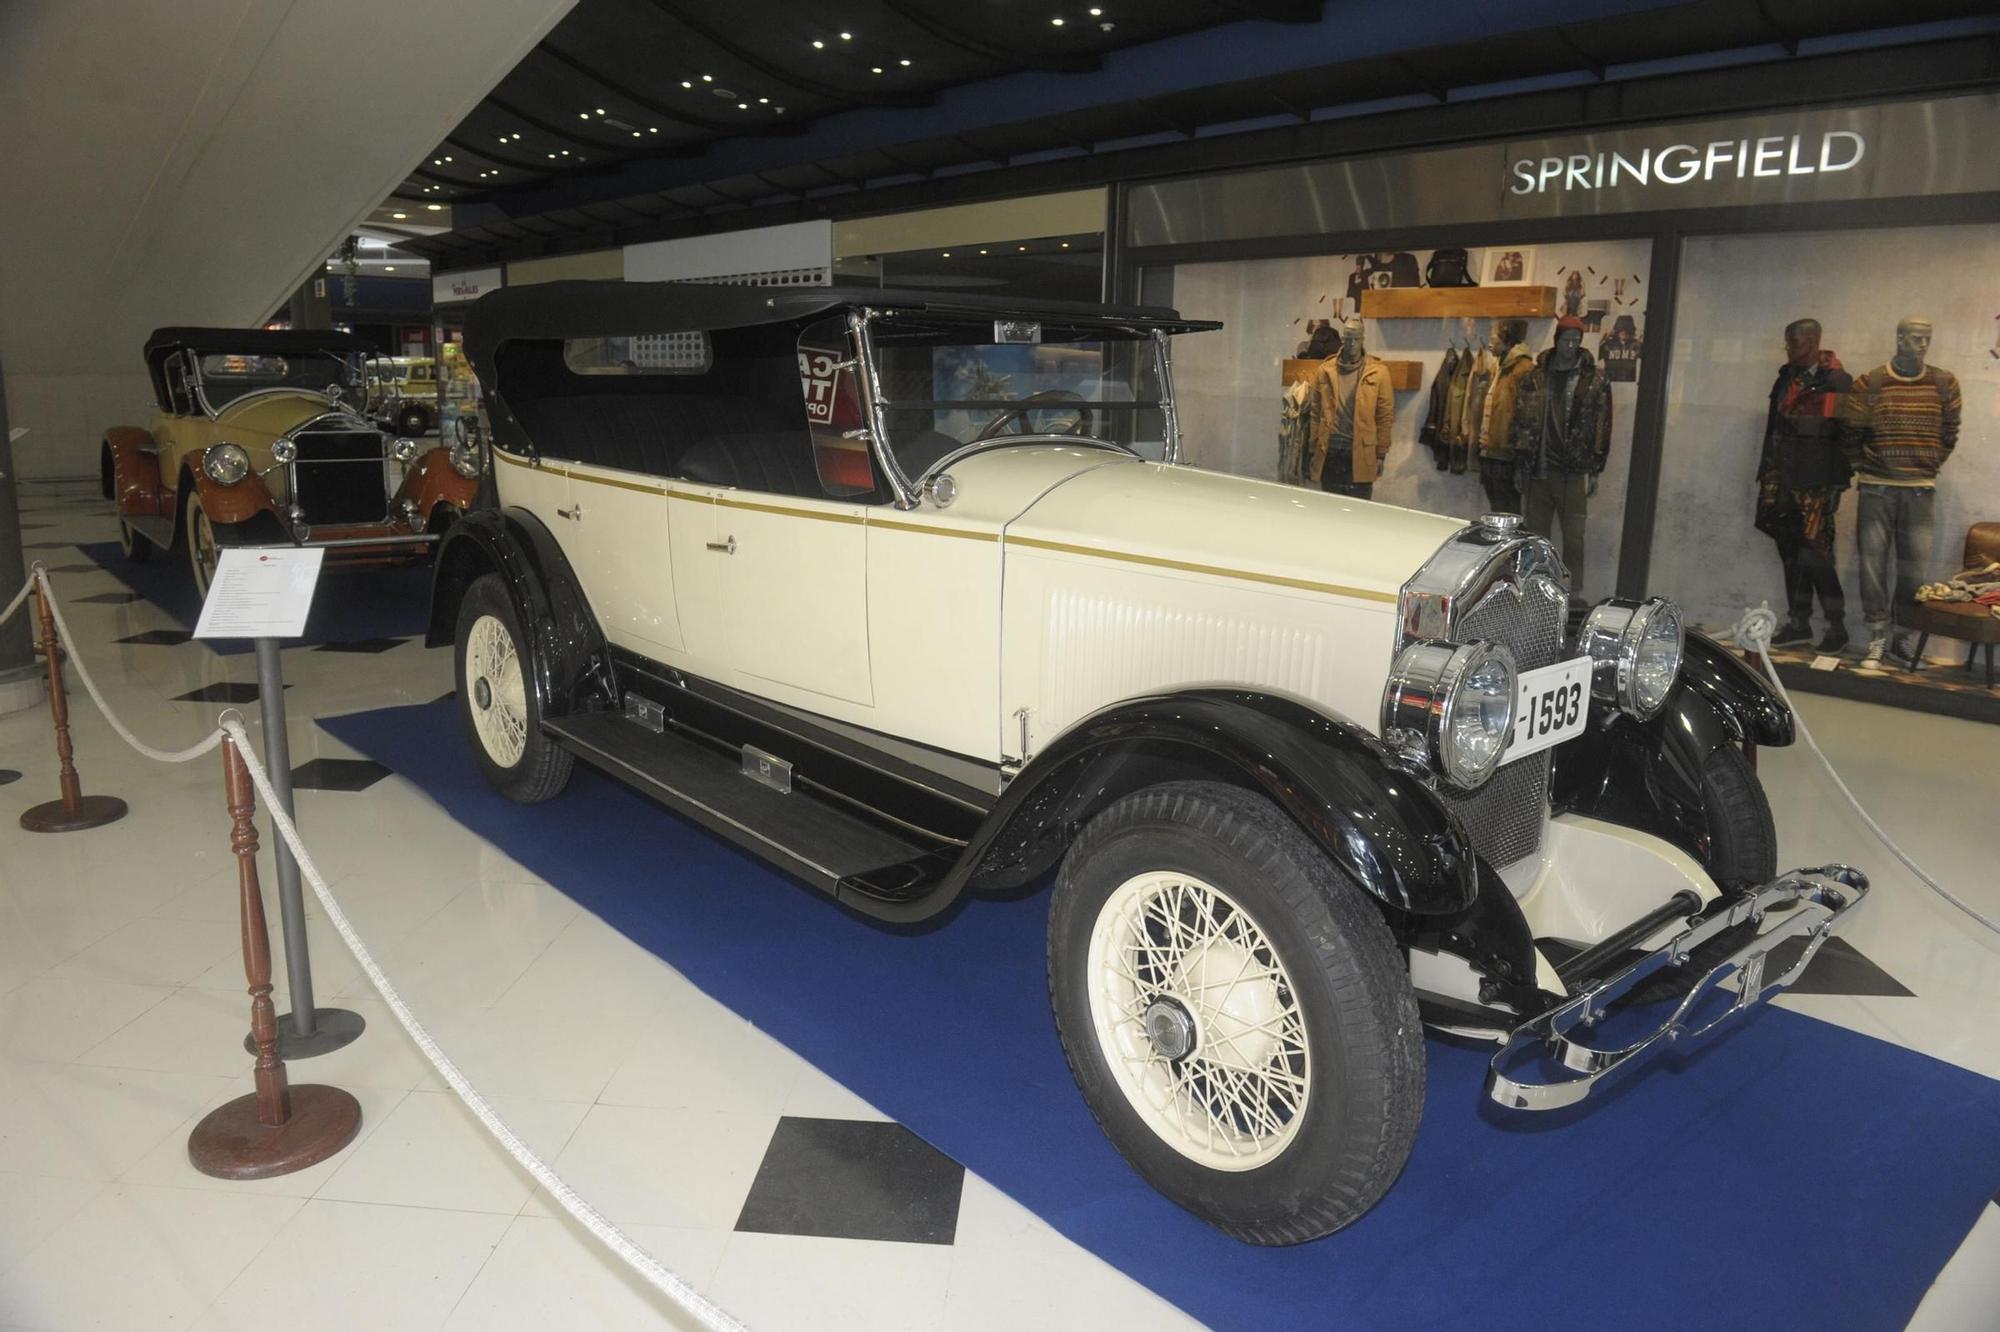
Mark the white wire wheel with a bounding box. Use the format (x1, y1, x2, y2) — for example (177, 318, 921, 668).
(1085, 869, 1312, 1169)
(464, 612, 528, 768)
(186, 497, 218, 599)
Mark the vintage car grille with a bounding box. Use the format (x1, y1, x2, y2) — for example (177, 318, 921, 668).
(293, 431, 388, 525)
(1440, 576, 1569, 868)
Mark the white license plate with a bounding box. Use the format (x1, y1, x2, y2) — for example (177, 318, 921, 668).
(1506, 656, 1592, 764)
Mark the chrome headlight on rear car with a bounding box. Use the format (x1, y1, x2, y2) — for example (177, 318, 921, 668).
(1578, 598, 1684, 721)
(448, 439, 481, 478)
(1382, 639, 1519, 790)
(202, 443, 251, 486)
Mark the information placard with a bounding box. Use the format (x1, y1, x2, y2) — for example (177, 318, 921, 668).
(193, 548, 324, 640)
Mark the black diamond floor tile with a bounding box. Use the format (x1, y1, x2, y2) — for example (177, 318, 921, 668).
(117, 628, 193, 646)
(0, 769, 20, 786)
(314, 637, 408, 654)
(290, 757, 391, 792)
(173, 682, 279, 704)
(735, 1117, 964, 1245)
(76, 592, 144, 605)
(1767, 935, 1914, 998)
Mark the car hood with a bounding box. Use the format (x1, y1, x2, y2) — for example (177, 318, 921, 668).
(1001, 457, 1461, 606)
(209, 391, 362, 442)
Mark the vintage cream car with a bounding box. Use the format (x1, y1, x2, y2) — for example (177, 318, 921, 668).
(374, 355, 440, 437)
(101, 328, 478, 594)
(427, 282, 1866, 1245)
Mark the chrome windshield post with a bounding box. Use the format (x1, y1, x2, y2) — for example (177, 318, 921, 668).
(847, 309, 919, 511)
(1153, 329, 1182, 465)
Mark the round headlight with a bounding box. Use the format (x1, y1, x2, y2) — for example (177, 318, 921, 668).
(449, 440, 481, 479)
(270, 438, 297, 465)
(1382, 640, 1519, 791)
(391, 436, 420, 463)
(202, 443, 251, 486)
(1579, 598, 1684, 721)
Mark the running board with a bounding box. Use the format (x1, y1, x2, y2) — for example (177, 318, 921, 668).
(542, 711, 933, 904)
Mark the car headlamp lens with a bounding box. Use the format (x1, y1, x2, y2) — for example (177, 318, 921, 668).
(1382, 640, 1518, 791)
(391, 436, 420, 463)
(202, 443, 250, 486)
(449, 440, 481, 478)
(270, 438, 297, 465)
(1580, 597, 1684, 721)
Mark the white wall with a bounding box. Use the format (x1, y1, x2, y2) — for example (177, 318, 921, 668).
(1168, 239, 1654, 603)
(0, 0, 575, 478)
(1654, 223, 2000, 634)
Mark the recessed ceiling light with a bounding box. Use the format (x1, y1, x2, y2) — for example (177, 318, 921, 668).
(561, 149, 570, 155)
(596, 107, 605, 114)
(649, 126, 659, 132)
(701, 73, 712, 81)
(942, 251, 951, 257)
(580, 112, 591, 120)
(1018, 245, 1026, 251)
(979, 249, 988, 254)
(811, 39, 824, 49)
(384, 265, 396, 272)
(1051, 16, 1065, 26)
(871, 66, 882, 74)
(899, 58, 911, 66)
(1090, 6, 1102, 14)
(737, 103, 747, 109)
(427, 204, 443, 211)
(444, 155, 452, 162)
(758, 97, 769, 104)
(632, 130, 641, 137)
(391, 212, 407, 219)
(681, 80, 692, 88)
(512, 133, 521, 140)
(547, 153, 555, 158)
(839, 31, 852, 40)
(1060, 241, 1070, 248)
(432, 158, 442, 165)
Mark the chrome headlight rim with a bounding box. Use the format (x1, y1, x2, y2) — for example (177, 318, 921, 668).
(1579, 597, 1685, 721)
(1382, 638, 1519, 792)
(391, 436, 421, 464)
(270, 438, 297, 466)
(202, 443, 251, 487)
(448, 439, 482, 479)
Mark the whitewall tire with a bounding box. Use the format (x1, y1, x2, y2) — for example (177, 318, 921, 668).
(118, 518, 151, 563)
(452, 573, 572, 803)
(184, 494, 218, 598)
(1048, 781, 1424, 1245)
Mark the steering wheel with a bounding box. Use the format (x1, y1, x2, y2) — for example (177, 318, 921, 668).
(974, 389, 1097, 442)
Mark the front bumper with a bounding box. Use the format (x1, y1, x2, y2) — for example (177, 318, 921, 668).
(1488, 865, 1869, 1110)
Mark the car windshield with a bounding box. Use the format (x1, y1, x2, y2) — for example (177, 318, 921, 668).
(195, 350, 358, 408)
(864, 315, 1171, 478)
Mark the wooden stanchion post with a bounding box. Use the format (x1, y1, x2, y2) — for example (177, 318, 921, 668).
(188, 734, 360, 1180)
(18, 578, 126, 832)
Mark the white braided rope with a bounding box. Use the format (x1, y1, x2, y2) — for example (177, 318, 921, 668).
(33, 568, 224, 764)
(218, 718, 750, 1332)
(1733, 603, 2000, 936)
(0, 570, 32, 627)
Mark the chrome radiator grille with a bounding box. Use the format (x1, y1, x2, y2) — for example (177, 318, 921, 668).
(1440, 576, 1568, 868)
(293, 431, 387, 525)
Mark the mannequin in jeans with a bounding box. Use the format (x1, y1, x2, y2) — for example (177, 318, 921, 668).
(1310, 316, 1395, 500)
(1512, 317, 1612, 592)
(1840, 317, 1963, 670)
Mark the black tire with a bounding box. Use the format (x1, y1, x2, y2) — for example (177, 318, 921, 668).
(1047, 781, 1423, 1245)
(100, 443, 115, 500)
(452, 573, 573, 803)
(396, 405, 433, 437)
(1698, 745, 1777, 888)
(117, 519, 151, 563)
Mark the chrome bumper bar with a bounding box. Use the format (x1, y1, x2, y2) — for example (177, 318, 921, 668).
(1488, 865, 1869, 1110)
(250, 534, 439, 550)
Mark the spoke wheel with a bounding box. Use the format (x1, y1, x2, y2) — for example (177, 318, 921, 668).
(186, 497, 218, 598)
(118, 519, 151, 563)
(1088, 871, 1311, 1169)
(452, 573, 572, 804)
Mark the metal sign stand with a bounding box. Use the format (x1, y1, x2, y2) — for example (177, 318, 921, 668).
(244, 636, 363, 1059)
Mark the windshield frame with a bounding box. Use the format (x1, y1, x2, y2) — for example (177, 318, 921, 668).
(850, 309, 1183, 509)
(187, 347, 364, 418)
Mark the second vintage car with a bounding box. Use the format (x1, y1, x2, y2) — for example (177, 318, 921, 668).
(101, 327, 479, 595)
(427, 281, 1866, 1245)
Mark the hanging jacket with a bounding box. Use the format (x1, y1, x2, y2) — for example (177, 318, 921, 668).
(1511, 346, 1613, 476)
(1420, 345, 1459, 469)
(1455, 348, 1497, 475)
(1441, 348, 1475, 451)
(1279, 378, 1315, 485)
(1478, 342, 1536, 459)
(1757, 350, 1852, 494)
(1306, 355, 1396, 485)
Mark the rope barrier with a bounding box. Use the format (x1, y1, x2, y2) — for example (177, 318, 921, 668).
(1733, 604, 2000, 937)
(0, 569, 33, 627)
(15, 568, 748, 1330)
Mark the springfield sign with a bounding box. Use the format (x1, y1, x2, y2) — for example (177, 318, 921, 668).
(1511, 130, 1863, 196)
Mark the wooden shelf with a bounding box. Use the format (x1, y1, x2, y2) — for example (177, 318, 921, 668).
(1282, 358, 1422, 391)
(1360, 286, 1558, 319)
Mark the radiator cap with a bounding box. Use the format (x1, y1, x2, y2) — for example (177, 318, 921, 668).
(1477, 512, 1523, 536)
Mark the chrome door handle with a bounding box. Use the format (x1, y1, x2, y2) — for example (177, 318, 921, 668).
(557, 504, 582, 520)
(705, 536, 736, 554)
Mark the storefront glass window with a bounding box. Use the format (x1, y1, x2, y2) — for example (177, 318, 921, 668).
(1653, 224, 1999, 683)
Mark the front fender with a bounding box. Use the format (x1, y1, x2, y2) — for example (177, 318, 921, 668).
(182, 454, 279, 526)
(426, 507, 610, 717)
(1680, 628, 1793, 747)
(957, 689, 1479, 915)
(396, 448, 478, 523)
(103, 428, 166, 517)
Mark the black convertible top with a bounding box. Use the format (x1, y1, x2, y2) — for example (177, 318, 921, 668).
(462, 280, 1219, 377)
(142, 326, 374, 407)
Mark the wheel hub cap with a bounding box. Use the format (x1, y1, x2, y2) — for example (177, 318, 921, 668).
(474, 677, 492, 710)
(1143, 998, 1196, 1061)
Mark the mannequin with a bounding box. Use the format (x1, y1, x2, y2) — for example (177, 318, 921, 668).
(1840, 316, 1963, 669)
(1475, 319, 1533, 514)
(1511, 316, 1612, 589)
(1307, 316, 1396, 500)
(1455, 323, 1498, 475)
(1754, 318, 1853, 652)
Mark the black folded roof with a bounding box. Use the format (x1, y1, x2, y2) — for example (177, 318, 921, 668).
(142, 326, 375, 406)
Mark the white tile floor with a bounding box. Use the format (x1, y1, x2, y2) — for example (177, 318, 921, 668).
(1, 480, 1997, 1330)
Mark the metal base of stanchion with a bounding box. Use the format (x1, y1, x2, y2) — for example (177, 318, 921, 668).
(246, 1007, 366, 1059)
(20, 792, 127, 832)
(187, 1084, 362, 1180)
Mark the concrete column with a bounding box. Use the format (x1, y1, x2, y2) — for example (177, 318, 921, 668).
(0, 363, 47, 715)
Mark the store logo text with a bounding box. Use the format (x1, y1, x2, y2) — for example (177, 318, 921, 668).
(1509, 131, 1865, 194)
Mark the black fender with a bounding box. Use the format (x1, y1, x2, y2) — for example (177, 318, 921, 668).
(1550, 630, 1790, 865)
(425, 506, 612, 717)
(948, 689, 1479, 916)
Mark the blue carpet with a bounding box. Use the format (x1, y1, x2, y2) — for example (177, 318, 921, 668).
(327, 697, 2000, 1332)
(79, 542, 430, 654)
